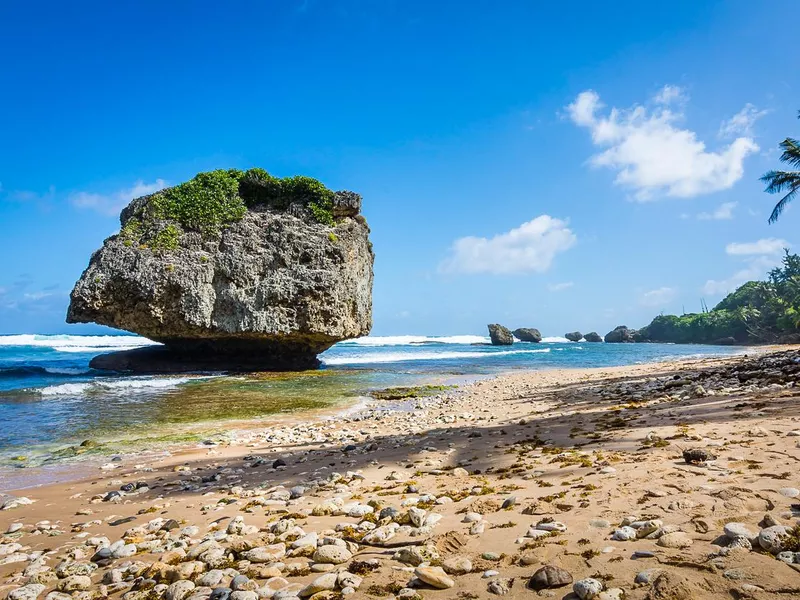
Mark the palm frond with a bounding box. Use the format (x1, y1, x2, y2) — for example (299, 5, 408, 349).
(769, 185, 800, 224)
(760, 169, 800, 194)
(779, 137, 800, 168)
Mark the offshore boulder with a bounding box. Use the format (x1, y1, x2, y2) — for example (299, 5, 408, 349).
(604, 325, 637, 343)
(513, 328, 542, 343)
(67, 169, 374, 372)
(564, 331, 583, 342)
(488, 324, 514, 345)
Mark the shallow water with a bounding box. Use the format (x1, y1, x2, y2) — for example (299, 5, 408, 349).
(0, 333, 745, 480)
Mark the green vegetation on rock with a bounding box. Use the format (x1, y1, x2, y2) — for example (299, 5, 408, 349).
(639, 250, 800, 344)
(369, 385, 455, 401)
(120, 168, 338, 250)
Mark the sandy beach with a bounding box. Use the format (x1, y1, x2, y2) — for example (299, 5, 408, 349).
(2, 348, 800, 600)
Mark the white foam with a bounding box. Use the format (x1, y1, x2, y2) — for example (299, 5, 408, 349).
(0, 334, 159, 353)
(43, 367, 91, 375)
(338, 335, 490, 346)
(540, 336, 570, 343)
(38, 376, 207, 396)
(322, 347, 550, 365)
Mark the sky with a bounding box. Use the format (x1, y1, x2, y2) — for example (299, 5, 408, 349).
(1, 0, 799, 337)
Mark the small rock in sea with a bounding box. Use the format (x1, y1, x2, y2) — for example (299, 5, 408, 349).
(573, 578, 603, 600)
(414, 566, 454, 589)
(487, 578, 512, 595)
(683, 448, 715, 464)
(528, 565, 573, 590)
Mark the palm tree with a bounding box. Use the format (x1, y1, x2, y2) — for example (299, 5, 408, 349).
(762, 111, 800, 224)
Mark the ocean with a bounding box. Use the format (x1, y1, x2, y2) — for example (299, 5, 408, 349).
(0, 333, 744, 487)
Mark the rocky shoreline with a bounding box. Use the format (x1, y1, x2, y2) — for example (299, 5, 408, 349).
(2, 349, 800, 600)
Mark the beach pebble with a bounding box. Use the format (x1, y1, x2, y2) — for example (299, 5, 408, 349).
(57, 576, 92, 593)
(8, 584, 46, 600)
(299, 573, 337, 597)
(242, 544, 286, 563)
(487, 578, 512, 595)
(573, 578, 603, 600)
(529, 565, 573, 590)
(758, 525, 791, 553)
(463, 512, 482, 523)
(724, 523, 755, 540)
(779, 487, 800, 498)
(635, 569, 662, 584)
(312, 545, 352, 564)
(483, 570, 499, 578)
(657, 532, 693, 549)
(442, 556, 472, 575)
(414, 566, 454, 589)
(611, 526, 636, 541)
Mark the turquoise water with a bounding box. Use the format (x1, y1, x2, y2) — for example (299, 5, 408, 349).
(0, 333, 744, 478)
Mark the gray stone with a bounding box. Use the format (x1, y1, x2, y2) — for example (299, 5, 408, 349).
(758, 525, 790, 554)
(487, 578, 512, 595)
(488, 324, 514, 345)
(529, 565, 573, 590)
(724, 523, 755, 540)
(312, 545, 352, 565)
(414, 566, 454, 589)
(573, 578, 603, 600)
(512, 328, 542, 343)
(67, 183, 374, 372)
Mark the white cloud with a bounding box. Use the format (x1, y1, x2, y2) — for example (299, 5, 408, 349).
(566, 87, 759, 201)
(719, 103, 769, 138)
(725, 238, 789, 256)
(653, 85, 687, 105)
(439, 215, 577, 275)
(639, 287, 677, 307)
(22, 291, 54, 301)
(70, 179, 167, 216)
(703, 256, 779, 296)
(547, 281, 574, 292)
(697, 201, 737, 220)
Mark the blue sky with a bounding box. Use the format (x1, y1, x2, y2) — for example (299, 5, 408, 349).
(1, 0, 799, 337)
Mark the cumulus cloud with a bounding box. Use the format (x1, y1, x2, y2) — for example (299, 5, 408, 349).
(566, 87, 759, 201)
(440, 216, 577, 275)
(703, 238, 791, 296)
(653, 85, 687, 106)
(697, 201, 737, 220)
(719, 103, 769, 138)
(547, 282, 574, 292)
(639, 287, 677, 307)
(725, 238, 789, 256)
(703, 256, 780, 296)
(70, 179, 167, 216)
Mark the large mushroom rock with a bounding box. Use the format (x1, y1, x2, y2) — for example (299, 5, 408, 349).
(583, 332, 603, 342)
(564, 331, 583, 342)
(487, 324, 514, 345)
(67, 168, 374, 372)
(604, 325, 637, 343)
(513, 328, 542, 343)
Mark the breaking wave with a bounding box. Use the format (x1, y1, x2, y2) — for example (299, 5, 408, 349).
(0, 334, 158, 353)
(322, 348, 551, 366)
